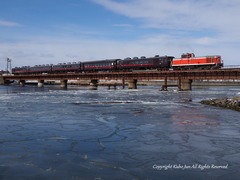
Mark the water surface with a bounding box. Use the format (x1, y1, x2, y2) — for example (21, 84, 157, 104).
(0, 85, 240, 179)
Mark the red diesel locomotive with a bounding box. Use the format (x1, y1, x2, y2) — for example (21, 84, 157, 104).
(172, 53, 223, 70)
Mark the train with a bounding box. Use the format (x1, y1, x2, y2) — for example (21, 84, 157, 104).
(12, 53, 223, 75)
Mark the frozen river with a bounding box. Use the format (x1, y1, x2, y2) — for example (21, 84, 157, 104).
(0, 85, 239, 179)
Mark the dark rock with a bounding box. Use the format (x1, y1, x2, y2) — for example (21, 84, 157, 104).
(200, 97, 240, 112)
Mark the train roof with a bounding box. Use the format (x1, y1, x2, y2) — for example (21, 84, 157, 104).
(122, 55, 174, 61)
(82, 59, 119, 64)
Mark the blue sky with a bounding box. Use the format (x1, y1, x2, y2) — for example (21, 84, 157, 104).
(0, 0, 240, 67)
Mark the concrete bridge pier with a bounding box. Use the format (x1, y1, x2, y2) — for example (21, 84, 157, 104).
(122, 79, 125, 89)
(4, 80, 11, 85)
(19, 80, 26, 87)
(0, 77, 10, 85)
(38, 80, 44, 87)
(179, 79, 193, 91)
(90, 79, 98, 90)
(160, 77, 168, 91)
(0, 77, 5, 85)
(128, 79, 137, 89)
(60, 80, 68, 88)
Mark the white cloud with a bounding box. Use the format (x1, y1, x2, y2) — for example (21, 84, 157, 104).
(87, 0, 240, 65)
(0, 20, 22, 27)
(0, 33, 238, 68)
(0, 36, 171, 67)
(92, 0, 240, 41)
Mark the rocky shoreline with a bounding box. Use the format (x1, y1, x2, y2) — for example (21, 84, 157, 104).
(201, 97, 240, 111)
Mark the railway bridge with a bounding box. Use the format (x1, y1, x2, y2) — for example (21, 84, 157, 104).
(1, 68, 240, 91)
